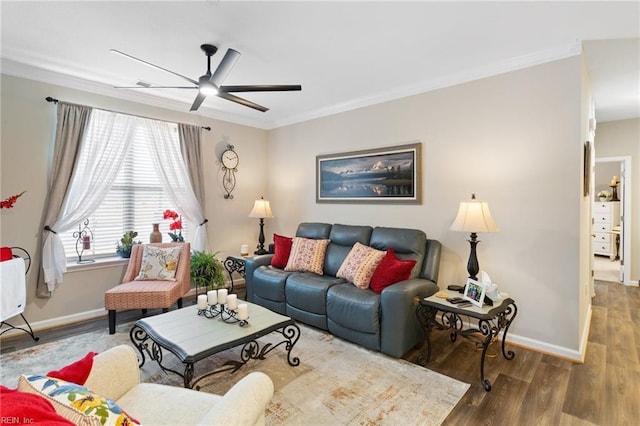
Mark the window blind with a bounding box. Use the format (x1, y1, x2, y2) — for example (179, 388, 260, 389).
(61, 113, 190, 260)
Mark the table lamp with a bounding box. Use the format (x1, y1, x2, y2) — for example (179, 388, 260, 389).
(249, 197, 274, 255)
(449, 193, 499, 280)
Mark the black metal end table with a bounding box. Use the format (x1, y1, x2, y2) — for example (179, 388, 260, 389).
(415, 289, 517, 391)
(223, 255, 254, 294)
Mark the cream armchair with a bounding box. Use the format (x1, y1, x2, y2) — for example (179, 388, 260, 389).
(84, 345, 274, 425)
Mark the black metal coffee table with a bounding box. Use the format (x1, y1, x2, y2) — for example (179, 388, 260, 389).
(130, 301, 300, 389)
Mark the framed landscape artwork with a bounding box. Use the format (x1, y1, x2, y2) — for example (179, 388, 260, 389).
(316, 142, 422, 204)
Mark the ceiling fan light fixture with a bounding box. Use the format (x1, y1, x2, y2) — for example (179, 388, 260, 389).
(199, 80, 218, 96)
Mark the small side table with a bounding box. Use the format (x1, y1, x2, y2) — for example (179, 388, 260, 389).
(415, 290, 517, 391)
(223, 255, 253, 294)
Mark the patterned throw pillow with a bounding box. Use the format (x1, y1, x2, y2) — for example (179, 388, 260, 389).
(370, 247, 417, 293)
(336, 242, 386, 289)
(284, 237, 330, 275)
(134, 245, 182, 281)
(271, 234, 293, 269)
(18, 375, 139, 426)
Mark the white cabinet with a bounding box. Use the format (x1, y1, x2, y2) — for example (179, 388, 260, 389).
(592, 201, 620, 258)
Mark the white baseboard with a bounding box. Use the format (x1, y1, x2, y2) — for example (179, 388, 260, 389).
(2, 280, 247, 338)
(504, 304, 591, 363)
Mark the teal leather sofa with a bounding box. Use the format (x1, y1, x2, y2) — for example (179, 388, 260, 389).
(245, 223, 441, 358)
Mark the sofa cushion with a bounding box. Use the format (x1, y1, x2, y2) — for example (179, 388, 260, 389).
(271, 234, 293, 268)
(47, 352, 98, 386)
(285, 237, 330, 275)
(370, 247, 417, 293)
(135, 245, 182, 281)
(324, 224, 373, 276)
(326, 283, 381, 334)
(296, 222, 332, 239)
(18, 375, 139, 426)
(252, 266, 292, 304)
(285, 272, 345, 315)
(336, 242, 385, 289)
(369, 227, 426, 278)
(0, 385, 74, 425)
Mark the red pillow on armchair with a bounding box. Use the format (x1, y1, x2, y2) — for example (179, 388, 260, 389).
(370, 247, 417, 294)
(271, 234, 293, 269)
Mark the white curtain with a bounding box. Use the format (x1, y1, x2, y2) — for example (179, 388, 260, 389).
(145, 118, 209, 252)
(42, 110, 137, 290)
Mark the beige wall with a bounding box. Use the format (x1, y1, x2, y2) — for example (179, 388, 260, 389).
(594, 118, 640, 281)
(2, 56, 595, 359)
(267, 56, 588, 357)
(0, 74, 268, 327)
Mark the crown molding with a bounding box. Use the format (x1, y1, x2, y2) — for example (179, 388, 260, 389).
(3, 41, 581, 130)
(270, 41, 582, 129)
(0, 58, 270, 130)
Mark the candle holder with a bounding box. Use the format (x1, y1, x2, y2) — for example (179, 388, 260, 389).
(197, 303, 249, 327)
(73, 219, 95, 264)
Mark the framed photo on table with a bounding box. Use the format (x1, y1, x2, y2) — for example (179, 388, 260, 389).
(463, 278, 487, 308)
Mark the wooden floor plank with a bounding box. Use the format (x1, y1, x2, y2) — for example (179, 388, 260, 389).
(562, 342, 607, 424)
(2, 281, 639, 425)
(516, 361, 571, 424)
(604, 364, 640, 425)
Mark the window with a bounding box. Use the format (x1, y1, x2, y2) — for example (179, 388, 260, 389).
(61, 111, 190, 260)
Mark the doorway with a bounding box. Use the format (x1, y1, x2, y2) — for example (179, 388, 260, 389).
(593, 156, 632, 284)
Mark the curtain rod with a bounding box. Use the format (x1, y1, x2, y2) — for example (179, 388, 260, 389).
(45, 97, 211, 131)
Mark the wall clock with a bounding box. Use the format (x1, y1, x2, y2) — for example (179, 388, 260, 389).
(221, 144, 238, 199)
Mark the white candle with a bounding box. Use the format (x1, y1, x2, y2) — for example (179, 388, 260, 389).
(240, 244, 249, 256)
(227, 294, 238, 310)
(207, 290, 218, 305)
(238, 303, 248, 320)
(218, 288, 228, 304)
(197, 295, 207, 310)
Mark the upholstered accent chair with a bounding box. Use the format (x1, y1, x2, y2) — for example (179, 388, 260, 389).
(105, 243, 191, 334)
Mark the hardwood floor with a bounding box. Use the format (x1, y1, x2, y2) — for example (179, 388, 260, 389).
(402, 280, 640, 425)
(1, 281, 638, 425)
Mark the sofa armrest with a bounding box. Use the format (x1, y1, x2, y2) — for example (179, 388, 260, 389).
(197, 372, 274, 426)
(245, 255, 275, 303)
(83, 345, 140, 401)
(380, 279, 438, 358)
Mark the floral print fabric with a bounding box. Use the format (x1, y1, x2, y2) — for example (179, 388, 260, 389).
(135, 245, 182, 281)
(284, 237, 330, 275)
(337, 242, 386, 289)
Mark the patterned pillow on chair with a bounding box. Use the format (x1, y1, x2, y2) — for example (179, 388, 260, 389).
(134, 245, 182, 281)
(337, 242, 386, 289)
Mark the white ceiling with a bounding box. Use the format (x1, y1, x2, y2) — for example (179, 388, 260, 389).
(1, 1, 638, 129)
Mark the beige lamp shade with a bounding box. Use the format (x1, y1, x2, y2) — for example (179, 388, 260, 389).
(249, 197, 274, 219)
(450, 194, 499, 233)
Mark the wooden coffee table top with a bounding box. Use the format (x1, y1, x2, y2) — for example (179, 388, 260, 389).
(133, 301, 295, 363)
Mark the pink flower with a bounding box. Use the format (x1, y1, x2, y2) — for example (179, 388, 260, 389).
(163, 209, 179, 220)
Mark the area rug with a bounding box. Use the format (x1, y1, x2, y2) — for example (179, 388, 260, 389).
(0, 322, 469, 425)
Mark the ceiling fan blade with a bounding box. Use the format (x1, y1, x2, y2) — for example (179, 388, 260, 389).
(220, 85, 302, 93)
(190, 92, 207, 111)
(110, 49, 199, 86)
(217, 92, 268, 112)
(210, 48, 241, 87)
(113, 86, 197, 89)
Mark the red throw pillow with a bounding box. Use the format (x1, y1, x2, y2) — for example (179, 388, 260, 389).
(0, 247, 12, 262)
(47, 351, 98, 385)
(0, 385, 74, 425)
(370, 247, 417, 294)
(271, 234, 293, 269)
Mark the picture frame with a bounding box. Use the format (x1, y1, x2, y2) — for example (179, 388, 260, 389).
(316, 142, 421, 204)
(462, 278, 487, 308)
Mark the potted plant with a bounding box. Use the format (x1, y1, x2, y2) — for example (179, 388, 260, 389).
(597, 190, 611, 202)
(191, 251, 226, 291)
(116, 231, 140, 258)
